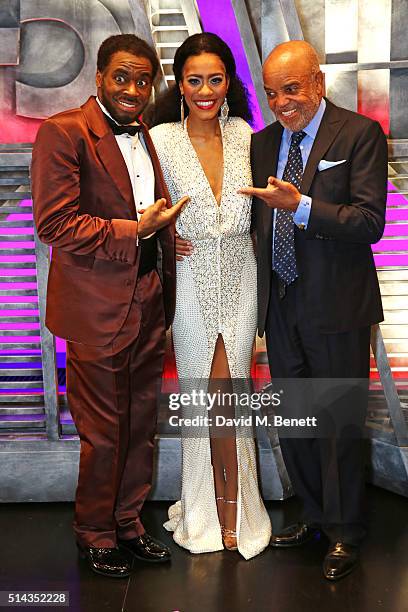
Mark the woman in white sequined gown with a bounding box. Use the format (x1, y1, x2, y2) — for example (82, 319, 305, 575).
(150, 33, 271, 560)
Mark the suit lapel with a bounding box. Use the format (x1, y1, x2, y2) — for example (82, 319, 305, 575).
(141, 125, 171, 206)
(82, 97, 136, 217)
(258, 122, 283, 236)
(300, 100, 347, 195)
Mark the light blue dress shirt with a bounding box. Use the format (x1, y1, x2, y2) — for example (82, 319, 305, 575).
(275, 98, 326, 232)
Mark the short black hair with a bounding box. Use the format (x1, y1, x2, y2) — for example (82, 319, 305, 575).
(97, 34, 160, 79)
(148, 33, 253, 126)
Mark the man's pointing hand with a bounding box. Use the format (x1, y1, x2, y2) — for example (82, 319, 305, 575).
(137, 195, 190, 238)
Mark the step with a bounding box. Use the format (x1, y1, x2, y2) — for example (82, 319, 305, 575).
(382, 295, 408, 308)
(0, 381, 43, 389)
(373, 239, 408, 252)
(0, 249, 36, 256)
(0, 263, 36, 270)
(0, 317, 40, 324)
(380, 283, 408, 296)
(379, 325, 408, 339)
(0, 221, 34, 228)
(0, 405, 45, 415)
(0, 235, 34, 243)
(0, 355, 41, 363)
(0, 302, 38, 309)
(0, 207, 32, 215)
(0, 330, 40, 339)
(0, 414, 45, 428)
(0, 367, 43, 376)
(155, 42, 185, 48)
(0, 278, 37, 286)
(0, 143, 32, 150)
(0, 343, 41, 352)
(0, 393, 43, 403)
(0, 177, 30, 186)
(0, 192, 31, 200)
(151, 9, 183, 16)
(0, 292, 38, 300)
(378, 269, 408, 281)
(152, 26, 188, 32)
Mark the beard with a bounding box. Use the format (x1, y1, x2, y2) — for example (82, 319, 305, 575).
(99, 89, 140, 125)
(278, 92, 321, 131)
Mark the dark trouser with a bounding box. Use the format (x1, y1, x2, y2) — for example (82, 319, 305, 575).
(265, 276, 370, 545)
(66, 270, 166, 548)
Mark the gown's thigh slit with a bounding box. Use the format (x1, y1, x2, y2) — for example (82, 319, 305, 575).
(208, 334, 238, 534)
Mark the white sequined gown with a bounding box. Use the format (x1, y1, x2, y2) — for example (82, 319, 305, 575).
(150, 118, 271, 560)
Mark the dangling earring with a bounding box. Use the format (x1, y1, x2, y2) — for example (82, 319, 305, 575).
(220, 98, 229, 127)
(180, 94, 185, 129)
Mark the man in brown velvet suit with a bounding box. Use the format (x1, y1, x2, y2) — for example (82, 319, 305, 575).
(31, 34, 187, 578)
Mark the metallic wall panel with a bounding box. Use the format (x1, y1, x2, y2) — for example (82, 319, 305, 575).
(325, 0, 358, 63)
(358, 69, 390, 134)
(279, 0, 303, 40)
(17, 20, 84, 88)
(14, 0, 153, 119)
(230, 0, 272, 126)
(0, 1, 20, 27)
(261, 0, 289, 61)
(244, 0, 261, 57)
(357, 0, 391, 132)
(295, 0, 325, 61)
(16, 0, 120, 118)
(0, 28, 20, 65)
(390, 0, 408, 61)
(358, 0, 391, 63)
(390, 69, 408, 139)
(324, 69, 357, 112)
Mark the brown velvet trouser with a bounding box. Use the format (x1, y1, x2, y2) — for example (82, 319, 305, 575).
(66, 270, 166, 548)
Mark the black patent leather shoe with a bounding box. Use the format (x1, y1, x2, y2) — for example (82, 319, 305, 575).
(77, 544, 131, 578)
(118, 533, 171, 563)
(323, 542, 359, 581)
(270, 523, 319, 548)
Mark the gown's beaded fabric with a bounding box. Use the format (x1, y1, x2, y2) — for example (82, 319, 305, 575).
(150, 117, 271, 559)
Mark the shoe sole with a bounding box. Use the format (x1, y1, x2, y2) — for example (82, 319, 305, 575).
(269, 534, 315, 548)
(77, 550, 131, 578)
(118, 544, 171, 563)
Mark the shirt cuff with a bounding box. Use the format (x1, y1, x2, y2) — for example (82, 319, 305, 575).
(293, 195, 312, 230)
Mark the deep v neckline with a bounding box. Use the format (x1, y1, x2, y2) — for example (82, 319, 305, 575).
(184, 119, 226, 208)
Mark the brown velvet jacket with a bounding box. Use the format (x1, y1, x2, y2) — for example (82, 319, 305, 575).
(31, 96, 175, 345)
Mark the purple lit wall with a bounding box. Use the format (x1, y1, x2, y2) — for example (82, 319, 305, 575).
(196, 0, 264, 131)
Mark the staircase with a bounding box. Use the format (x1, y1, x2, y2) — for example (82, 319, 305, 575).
(147, 0, 201, 86)
(370, 145, 408, 419)
(0, 144, 59, 440)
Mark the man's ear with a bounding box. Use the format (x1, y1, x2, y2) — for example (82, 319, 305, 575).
(95, 70, 102, 89)
(315, 70, 324, 96)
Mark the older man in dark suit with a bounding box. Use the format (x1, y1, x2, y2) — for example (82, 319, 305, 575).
(32, 34, 187, 577)
(240, 40, 388, 580)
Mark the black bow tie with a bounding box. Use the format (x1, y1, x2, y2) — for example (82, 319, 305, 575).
(105, 115, 142, 137)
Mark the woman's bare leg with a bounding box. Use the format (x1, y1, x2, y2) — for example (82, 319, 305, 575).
(208, 335, 238, 536)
